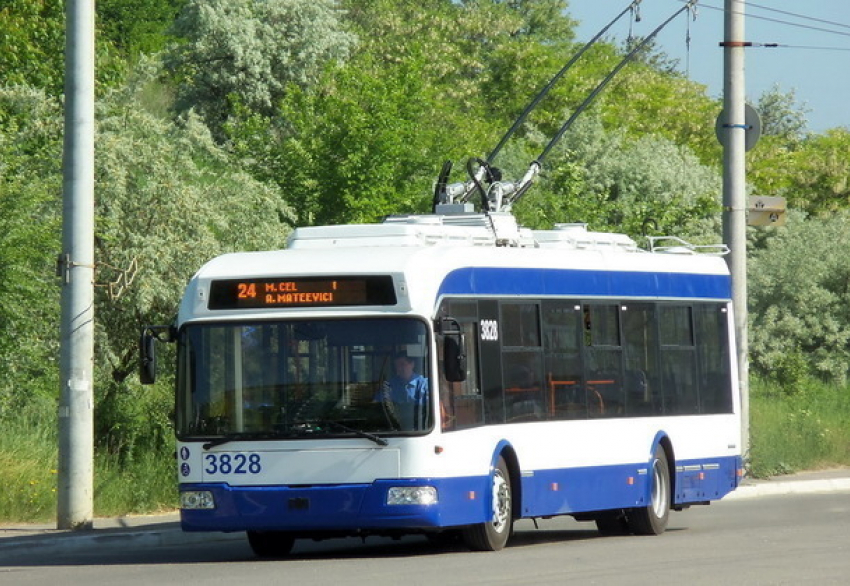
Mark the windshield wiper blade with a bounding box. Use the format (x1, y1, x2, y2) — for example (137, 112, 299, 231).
(202, 435, 238, 450)
(313, 420, 388, 446)
(201, 422, 388, 449)
(202, 431, 295, 450)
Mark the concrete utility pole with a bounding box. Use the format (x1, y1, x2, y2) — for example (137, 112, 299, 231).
(58, 0, 95, 530)
(721, 0, 750, 465)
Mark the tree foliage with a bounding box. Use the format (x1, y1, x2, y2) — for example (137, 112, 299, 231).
(229, 46, 492, 225)
(165, 0, 356, 136)
(0, 0, 66, 93)
(750, 128, 850, 216)
(0, 86, 64, 413)
(749, 211, 850, 385)
(0, 0, 185, 95)
(756, 84, 809, 141)
(92, 65, 293, 456)
(783, 129, 850, 214)
(512, 116, 721, 241)
(98, 0, 188, 58)
(95, 66, 294, 385)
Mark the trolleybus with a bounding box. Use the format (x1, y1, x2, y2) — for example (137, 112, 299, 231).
(141, 209, 742, 556)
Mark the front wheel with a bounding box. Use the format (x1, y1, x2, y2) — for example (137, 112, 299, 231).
(462, 456, 513, 551)
(628, 446, 671, 535)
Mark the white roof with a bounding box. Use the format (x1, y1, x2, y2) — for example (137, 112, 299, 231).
(178, 214, 730, 324)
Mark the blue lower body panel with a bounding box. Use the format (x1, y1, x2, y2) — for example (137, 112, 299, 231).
(521, 455, 741, 518)
(181, 476, 491, 533)
(673, 455, 743, 504)
(181, 455, 741, 533)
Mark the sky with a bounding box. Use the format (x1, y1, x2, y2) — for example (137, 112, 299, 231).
(567, 0, 850, 133)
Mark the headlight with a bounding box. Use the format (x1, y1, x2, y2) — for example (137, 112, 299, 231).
(386, 486, 438, 506)
(180, 490, 215, 510)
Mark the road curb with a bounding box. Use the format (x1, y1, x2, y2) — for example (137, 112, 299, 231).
(0, 524, 243, 562)
(724, 476, 850, 500)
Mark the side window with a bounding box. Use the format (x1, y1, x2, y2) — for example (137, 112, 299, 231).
(542, 302, 585, 420)
(583, 304, 624, 417)
(502, 303, 540, 347)
(621, 304, 660, 416)
(659, 305, 698, 414)
(501, 303, 544, 422)
(438, 301, 483, 431)
(660, 305, 694, 346)
(694, 304, 733, 414)
(585, 304, 620, 346)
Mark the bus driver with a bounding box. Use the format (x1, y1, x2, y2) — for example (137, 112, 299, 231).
(380, 353, 429, 406)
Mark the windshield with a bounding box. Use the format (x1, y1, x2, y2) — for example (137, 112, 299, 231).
(176, 318, 431, 441)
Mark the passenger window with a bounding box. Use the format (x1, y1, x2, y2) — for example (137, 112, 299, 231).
(502, 304, 540, 347)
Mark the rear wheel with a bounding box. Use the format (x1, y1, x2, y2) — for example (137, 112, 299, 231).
(246, 530, 296, 558)
(462, 456, 513, 551)
(628, 446, 671, 535)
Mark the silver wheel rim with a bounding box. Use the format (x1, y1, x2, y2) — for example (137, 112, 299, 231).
(650, 458, 669, 518)
(491, 468, 511, 533)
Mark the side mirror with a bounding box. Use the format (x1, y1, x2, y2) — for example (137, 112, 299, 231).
(440, 318, 467, 383)
(139, 325, 174, 385)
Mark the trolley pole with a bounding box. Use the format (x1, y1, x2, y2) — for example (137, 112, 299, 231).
(58, 0, 95, 530)
(721, 0, 750, 465)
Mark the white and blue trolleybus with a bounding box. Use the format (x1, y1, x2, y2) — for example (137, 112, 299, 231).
(143, 209, 742, 556)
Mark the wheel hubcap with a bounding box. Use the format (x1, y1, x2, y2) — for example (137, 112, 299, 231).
(491, 468, 511, 533)
(650, 459, 668, 518)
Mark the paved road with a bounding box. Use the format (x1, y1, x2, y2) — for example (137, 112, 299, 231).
(0, 470, 848, 585)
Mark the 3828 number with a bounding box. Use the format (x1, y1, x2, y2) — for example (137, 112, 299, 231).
(480, 319, 499, 342)
(204, 453, 262, 475)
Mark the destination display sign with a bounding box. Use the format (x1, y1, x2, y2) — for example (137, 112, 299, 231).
(208, 276, 396, 309)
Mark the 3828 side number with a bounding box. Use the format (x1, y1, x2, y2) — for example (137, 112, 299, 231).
(204, 453, 262, 475)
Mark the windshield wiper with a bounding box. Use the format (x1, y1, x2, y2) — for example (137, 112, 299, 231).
(202, 431, 297, 450)
(310, 420, 388, 446)
(202, 434, 239, 450)
(201, 422, 388, 450)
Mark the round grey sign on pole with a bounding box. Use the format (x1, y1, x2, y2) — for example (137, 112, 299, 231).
(715, 103, 762, 151)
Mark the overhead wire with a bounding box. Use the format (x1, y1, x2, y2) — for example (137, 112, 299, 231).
(737, 0, 850, 32)
(683, 0, 850, 42)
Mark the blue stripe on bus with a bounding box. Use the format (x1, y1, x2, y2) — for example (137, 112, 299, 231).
(437, 268, 731, 300)
(179, 455, 740, 533)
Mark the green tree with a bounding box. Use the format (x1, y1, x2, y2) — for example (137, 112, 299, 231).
(748, 211, 850, 385)
(785, 129, 850, 214)
(0, 0, 66, 93)
(750, 128, 850, 216)
(98, 0, 188, 59)
(0, 0, 169, 95)
(228, 0, 584, 227)
(232, 53, 489, 226)
(165, 0, 356, 136)
(747, 85, 810, 204)
(0, 85, 64, 413)
(520, 116, 722, 242)
(756, 84, 809, 141)
(92, 67, 294, 456)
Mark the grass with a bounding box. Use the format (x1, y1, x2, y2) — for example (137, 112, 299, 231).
(1, 376, 848, 523)
(748, 376, 850, 478)
(0, 403, 58, 522)
(0, 399, 177, 523)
